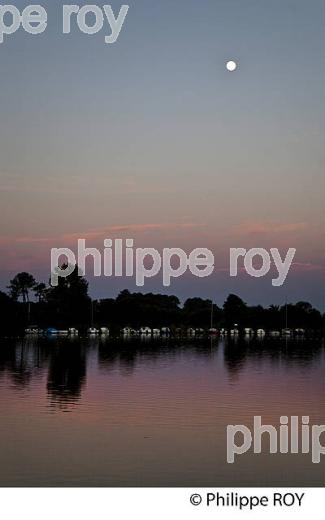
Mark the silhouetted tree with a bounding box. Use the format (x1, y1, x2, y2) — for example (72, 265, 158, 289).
(8, 272, 36, 303)
(46, 264, 91, 330)
(115, 290, 181, 328)
(182, 298, 222, 328)
(33, 282, 47, 302)
(1, 271, 325, 337)
(0, 290, 19, 334)
(223, 294, 248, 328)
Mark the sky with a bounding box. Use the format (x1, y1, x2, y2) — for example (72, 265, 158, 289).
(1, 0, 325, 309)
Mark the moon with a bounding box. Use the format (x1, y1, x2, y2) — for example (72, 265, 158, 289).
(226, 60, 238, 72)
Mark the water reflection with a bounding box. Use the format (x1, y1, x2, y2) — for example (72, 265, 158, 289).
(0, 337, 324, 391)
(97, 339, 219, 376)
(0, 337, 325, 486)
(0, 339, 49, 388)
(47, 343, 86, 410)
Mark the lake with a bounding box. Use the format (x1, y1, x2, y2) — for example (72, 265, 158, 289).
(0, 336, 325, 486)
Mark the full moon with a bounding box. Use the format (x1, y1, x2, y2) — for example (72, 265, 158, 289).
(226, 60, 238, 72)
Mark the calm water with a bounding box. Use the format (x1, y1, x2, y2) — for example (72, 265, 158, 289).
(0, 337, 325, 486)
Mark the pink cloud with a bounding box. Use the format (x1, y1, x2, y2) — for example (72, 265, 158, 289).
(61, 222, 202, 242)
(291, 262, 325, 273)
(0, 222, 203, 248)
(234, 221, 308, 236)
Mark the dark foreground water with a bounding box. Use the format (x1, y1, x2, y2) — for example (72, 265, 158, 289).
(0, 337, 325, 486)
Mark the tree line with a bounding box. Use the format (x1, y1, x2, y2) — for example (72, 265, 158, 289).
(0, 269, 324, 336)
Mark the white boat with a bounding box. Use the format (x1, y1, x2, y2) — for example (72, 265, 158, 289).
(245, 328, 254, 335)
(187, 328, 195, 337)
(100, 327, 110, 336)
(122, 327, 136, 336)
(46, 329, 68, 336)
(257, 329, 266, 336)
(46, 328, 59, 336)
(282, 328, 293, 336)
(68, 328, 79, 336)
(57, 330, 69, 336)
(88, 328, 99, 335)
(140, 327, 152, 336)
(25, 327, 42, 335)
(152, 329, 160, 336)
